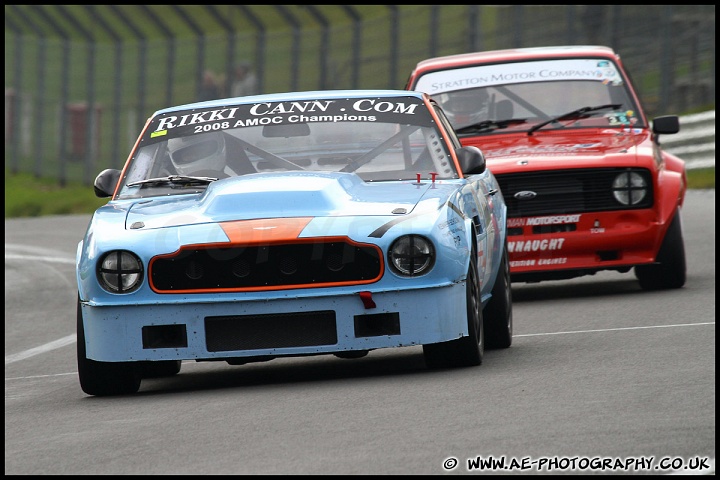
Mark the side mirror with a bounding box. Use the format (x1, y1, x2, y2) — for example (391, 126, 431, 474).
(652, 115, 680, 135)
(94, 168, 121, 198)
(455, 146, 486, 175)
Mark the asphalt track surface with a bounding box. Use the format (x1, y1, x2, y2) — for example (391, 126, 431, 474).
(4, 189, 715, 475)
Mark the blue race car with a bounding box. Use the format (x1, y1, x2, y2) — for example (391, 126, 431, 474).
(77, 89, 512, 396)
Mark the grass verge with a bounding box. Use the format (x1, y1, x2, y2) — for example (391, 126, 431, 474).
(5, 170, 109, 218)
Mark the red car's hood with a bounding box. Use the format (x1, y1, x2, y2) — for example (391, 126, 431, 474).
(460, 128, 650, 171)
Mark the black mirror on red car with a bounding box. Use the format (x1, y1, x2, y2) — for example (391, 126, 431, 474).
(652, 115, 680, 135)
(456, 146, 486, 175)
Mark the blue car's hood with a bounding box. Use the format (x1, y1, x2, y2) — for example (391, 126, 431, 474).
(124, 171, 458, 230)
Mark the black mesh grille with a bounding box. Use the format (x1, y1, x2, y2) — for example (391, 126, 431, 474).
(151, 241, 382, 292)
(205, 311, 337, 351)
(495, 168, 653, 217)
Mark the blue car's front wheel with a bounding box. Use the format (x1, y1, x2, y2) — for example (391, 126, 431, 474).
(423, 243, 484, 369)
(484, 238, 513, 349)
(76, 296, 142, 396)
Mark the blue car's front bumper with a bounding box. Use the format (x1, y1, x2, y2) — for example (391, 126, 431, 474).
(81, 282, 469, 363)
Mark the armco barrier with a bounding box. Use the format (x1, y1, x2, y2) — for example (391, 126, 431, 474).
(662, 110, 715, 170)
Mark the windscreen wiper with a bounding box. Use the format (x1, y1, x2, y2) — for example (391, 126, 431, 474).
(126, 175, 218, 187)
(527, 103, 621, 136)
(455, 118, 528, 135)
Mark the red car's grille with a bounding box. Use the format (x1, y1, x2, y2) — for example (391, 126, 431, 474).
(495, 168, 654, 217)
(150, 241, 383, 293)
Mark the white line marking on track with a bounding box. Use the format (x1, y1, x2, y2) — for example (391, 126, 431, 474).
(514, 322, 715, 337)
(5, 253, 76, 265)
(5, 334, 77, 365)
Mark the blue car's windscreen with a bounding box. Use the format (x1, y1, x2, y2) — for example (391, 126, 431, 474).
(118, 96, 457, 198)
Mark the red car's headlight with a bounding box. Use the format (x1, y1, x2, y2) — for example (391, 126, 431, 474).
(612, 171, 649, 206)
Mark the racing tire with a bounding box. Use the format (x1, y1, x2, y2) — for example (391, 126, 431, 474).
(76, 296, 141, 396)
(423, 245, 484, 369)
(139, 360, 182, 378)
(634, 209, 687, 290)
(483, 239, 513, 349)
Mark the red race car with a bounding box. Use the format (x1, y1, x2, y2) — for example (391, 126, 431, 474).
(406, 45, 687, 290)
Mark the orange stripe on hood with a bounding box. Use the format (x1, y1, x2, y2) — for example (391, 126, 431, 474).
(220, 217, 313, 244)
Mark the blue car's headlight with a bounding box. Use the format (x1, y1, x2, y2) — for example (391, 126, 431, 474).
(388, 235, 435, 276)
(97, 250, 144, 293)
